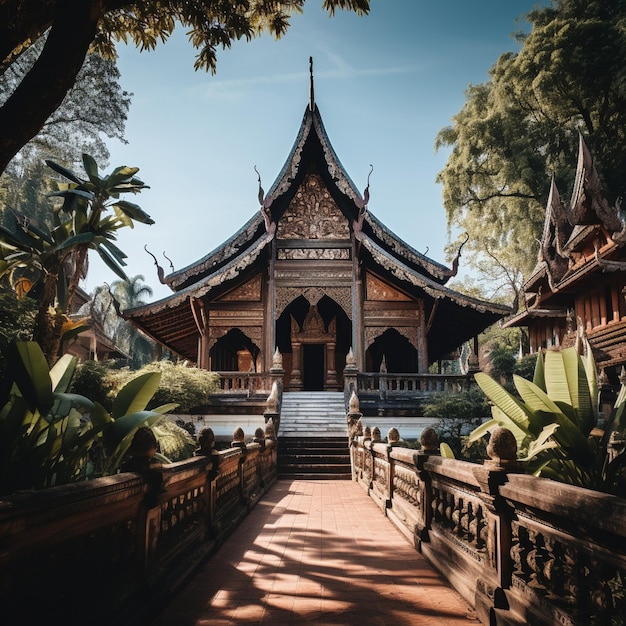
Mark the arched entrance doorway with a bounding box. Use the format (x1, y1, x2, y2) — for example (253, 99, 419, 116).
(365, 328, 418, 373)
(276, 295, 351, 390)
(210, 328, 261, 371)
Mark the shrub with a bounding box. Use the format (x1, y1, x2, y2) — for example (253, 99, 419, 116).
(106, 360, 220, 414)
(423, 386, 490, 460)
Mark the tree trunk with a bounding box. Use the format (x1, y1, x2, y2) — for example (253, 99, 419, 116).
(33, 271, 64, 366)
(0, 0, 102, 175)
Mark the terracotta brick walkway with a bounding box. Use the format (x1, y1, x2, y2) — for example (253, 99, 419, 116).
(149, 480, 480, 626)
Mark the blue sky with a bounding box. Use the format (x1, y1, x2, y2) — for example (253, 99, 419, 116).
(85, 0, 546, 301)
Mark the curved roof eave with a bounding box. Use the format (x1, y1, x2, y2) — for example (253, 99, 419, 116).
(164, 212, 265, 290)
(124, 232, 273, 318)
(263, 104, 365, 209)
(364, 211, 454, 282)
(360, 234, 510, 315)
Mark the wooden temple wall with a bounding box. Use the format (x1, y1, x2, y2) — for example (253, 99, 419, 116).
(0, 439, 277, 625)
(351, 437, 626, 626)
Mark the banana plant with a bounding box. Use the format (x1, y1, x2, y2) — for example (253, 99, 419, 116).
(0, 341, 176, 495)
(469, 340, 626, 494)
(0, 154, 153, 364)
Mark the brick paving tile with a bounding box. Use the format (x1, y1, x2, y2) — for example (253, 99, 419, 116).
(149, 479, 480, 626)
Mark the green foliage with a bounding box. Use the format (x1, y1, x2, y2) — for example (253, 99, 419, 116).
(106, 360, 220, 414)
(436, 0, 626, 300)
(152, 418, 196, 462)
(471, 341, 626, 495)
(0, 154, 153, 362)
(423, 386, 490, 460)
(0, 341, 174, 495)
(0, 1, 370, 174)
(0, 284, 36, 378)
(68, 359, 116, 410)
(0, 39, 131, 173)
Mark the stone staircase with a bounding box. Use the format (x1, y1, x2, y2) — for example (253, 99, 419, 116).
(277, 392, 351, 480)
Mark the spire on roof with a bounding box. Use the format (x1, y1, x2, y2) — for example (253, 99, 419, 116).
(309, 56, 315, 111)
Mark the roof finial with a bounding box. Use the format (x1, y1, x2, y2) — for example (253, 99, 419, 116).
(309, 56, 315, 111)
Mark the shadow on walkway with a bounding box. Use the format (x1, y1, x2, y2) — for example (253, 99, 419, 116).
(149, 479, 480, 625)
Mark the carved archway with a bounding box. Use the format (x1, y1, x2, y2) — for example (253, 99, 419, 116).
(276, 295, 350, 390)
(209, 328, 261, 372)
(365, 328, 418, 373)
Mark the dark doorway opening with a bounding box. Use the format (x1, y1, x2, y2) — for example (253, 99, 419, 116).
(303, 344, 325, 391)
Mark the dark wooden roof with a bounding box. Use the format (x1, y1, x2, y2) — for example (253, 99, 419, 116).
(125, 102, 509, 360)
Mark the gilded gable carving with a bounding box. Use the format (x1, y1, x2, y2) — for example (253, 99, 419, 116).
(277, 173, 350, 240)
(276, 286, 352, 319)
(277, 248, 350, 260)
(217, 275, 262, 301)
(366, 273, 411, 301)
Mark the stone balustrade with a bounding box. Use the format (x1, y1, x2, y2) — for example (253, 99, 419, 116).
(215, 371, 274, 396)
(0, 433, 277, 625)
(353, 372, 471, 397)
(350, 428, 626, 626)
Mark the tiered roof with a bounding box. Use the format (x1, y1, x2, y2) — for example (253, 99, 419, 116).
(506, 133, 626, 328)
(125, 101, 509, 361)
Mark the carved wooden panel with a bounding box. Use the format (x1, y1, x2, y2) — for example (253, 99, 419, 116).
(217, 275, 262, 301)
(277, 248, 350, 260)
(277, 173, 350, 240)
(364, 326, 419, 350)
(208, 326, 262, 351)
(276, 286, 352, 319)
(366, 273, 412, 301)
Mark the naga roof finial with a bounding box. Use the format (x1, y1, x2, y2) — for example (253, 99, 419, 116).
(309, 56, 315, 111)
(254, 165, 265, 205)
(144, 244, 166, 284)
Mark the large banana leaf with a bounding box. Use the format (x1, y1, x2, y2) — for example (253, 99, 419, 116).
(580, 341, 599, 433)
(103, 412, 163, 473)
(532, 350, 546, 391)
(12, 342, 53, 413)
(50, 354, 77, 393)
(543, 347, 594, 433)
(515, 374, 593, 458)
(474, 372, 533, 434)
(440, 442, 455, 458)
(112, 372, 161, 419)
(520, 423, 559, 462)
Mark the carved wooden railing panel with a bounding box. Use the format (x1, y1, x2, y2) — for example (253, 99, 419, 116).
(215, 371, 273, 396)
(355, 373, 471, 396)
(350, 436, 626, 626)
(0, 439, 277, 626)
(501, 473, 626, 626)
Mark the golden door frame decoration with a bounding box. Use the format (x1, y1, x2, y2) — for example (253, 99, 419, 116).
(289, 304, 339, 391)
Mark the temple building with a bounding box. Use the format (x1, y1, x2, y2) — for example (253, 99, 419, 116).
(504, 133, 626, 383)
(125, 78, 509, 391)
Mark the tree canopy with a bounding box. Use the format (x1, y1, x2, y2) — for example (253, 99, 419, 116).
(436, 0, 626, 305)
(0, 0, 370, 175)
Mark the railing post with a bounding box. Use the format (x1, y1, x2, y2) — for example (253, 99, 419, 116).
(471, 427, 519, 625)
(412, 427, 440, 549)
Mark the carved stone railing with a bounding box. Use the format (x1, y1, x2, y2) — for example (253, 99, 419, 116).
(215, 371, 274, 396)
(353, 372, 471, 397)
(0, 436, 277, 625)
(350, 432, 626, 626)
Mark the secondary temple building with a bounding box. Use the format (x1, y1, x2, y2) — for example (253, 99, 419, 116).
(125, 83, 509, 391)
(504, 133, 626, 384)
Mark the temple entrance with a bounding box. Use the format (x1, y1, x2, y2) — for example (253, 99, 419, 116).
(365, 328, 418, 373)
(303, 344, 325, 391)
(276, 294, 352, 391)
(210, 328, 260, 371)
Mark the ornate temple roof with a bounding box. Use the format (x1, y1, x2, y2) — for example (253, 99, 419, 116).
(506, 133, 626, 328)
(125, 96, 509, 360)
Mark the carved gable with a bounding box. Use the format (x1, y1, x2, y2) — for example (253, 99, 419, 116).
(277, 173, 350, 240)
(366, 273, 412, 302)
(216, 274, 262, 301)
